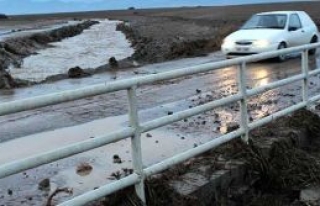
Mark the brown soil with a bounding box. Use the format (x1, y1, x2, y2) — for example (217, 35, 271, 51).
(115, 16, 238, 64)
(89, 109, 320, 206)
(112, 2, 320, 64)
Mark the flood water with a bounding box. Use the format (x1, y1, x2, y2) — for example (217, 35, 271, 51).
(8, 20, 134, 82)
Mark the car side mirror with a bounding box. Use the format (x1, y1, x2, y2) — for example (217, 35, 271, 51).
(288, 26, 298, 31)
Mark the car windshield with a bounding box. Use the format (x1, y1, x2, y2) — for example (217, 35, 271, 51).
(241, 14, 287, 29)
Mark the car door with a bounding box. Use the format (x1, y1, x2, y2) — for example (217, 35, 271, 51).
(287, 14, 306, 47)
(299, 12, 318, 44)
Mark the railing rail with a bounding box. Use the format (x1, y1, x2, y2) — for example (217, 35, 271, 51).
(0, 42, 320, 206)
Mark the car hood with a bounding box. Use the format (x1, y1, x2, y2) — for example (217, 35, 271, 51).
(226, 29, 284, 42)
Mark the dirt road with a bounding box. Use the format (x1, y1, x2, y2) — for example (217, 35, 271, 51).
(1, 51, 320, 206)
(1, 52, 319, 142)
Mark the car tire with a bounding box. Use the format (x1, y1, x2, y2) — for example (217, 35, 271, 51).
(309, 36, 318, 55)
(277, 42, 287, 62)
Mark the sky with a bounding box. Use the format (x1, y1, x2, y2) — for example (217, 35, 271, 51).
(0, 0, 316, 15)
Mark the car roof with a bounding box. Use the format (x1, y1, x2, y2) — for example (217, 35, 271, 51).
(257, 11, 305, 15)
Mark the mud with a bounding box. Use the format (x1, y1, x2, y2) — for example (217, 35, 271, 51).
(223, 110, 320, 206)
(0, 20, 98, 88)
(116, 16, 239, 64)
(93, 109, 320, 206)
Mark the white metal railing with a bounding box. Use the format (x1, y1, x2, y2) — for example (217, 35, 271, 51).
(1, 42, 320, 206)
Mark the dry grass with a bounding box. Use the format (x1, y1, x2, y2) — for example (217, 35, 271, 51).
(244, 138, 320, 191)
(91, 175, 197, 206)
(243, 110, 320, 191)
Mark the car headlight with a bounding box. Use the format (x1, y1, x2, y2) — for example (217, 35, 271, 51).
(222, 39, 234, 47)
(254, 40, 270, 48)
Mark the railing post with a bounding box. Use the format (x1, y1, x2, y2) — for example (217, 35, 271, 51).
(127, 86, 146, 205)
(238, 62, 249, 143)
(301, 50, 309, 105)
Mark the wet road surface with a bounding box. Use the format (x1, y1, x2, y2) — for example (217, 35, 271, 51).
(1, 52, 319, 141)
(1, 52, 320, 205)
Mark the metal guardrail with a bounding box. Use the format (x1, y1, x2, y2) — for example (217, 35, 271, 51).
(1, 42, 320, 206)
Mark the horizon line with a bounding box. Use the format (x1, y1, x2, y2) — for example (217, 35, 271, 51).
(4, 0, 316, 16)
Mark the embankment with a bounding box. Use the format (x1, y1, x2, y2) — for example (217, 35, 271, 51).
(116, 17, 240, 64)
(92, 109, 320, 206)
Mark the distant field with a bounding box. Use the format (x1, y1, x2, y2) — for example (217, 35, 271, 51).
(5, 1, 320, 24)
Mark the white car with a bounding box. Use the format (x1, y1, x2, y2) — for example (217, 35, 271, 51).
(221, 11, 319, 60)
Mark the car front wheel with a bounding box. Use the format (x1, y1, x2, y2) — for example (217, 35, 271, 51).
(309, 36, 318, 55)
(277, 42, 287, 62)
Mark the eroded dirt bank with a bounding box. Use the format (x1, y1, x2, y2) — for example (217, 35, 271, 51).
(90, 109, 320, 206)
(0, 20, 98, 89)
(116, 16, 239, 64)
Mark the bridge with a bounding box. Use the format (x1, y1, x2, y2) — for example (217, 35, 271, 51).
(0, 43, 320, 205)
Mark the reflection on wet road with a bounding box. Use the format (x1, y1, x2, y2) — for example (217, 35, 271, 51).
(205, 55, 319, 120)
(0, 52, 320, 205)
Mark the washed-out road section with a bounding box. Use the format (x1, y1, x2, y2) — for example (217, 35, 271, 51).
(0, 52, 320, 205)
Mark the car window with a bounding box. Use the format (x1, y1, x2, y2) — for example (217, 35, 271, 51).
(242, 14, 287, 29)
(277, 15, 287, 28)
(289, 14, 302, 29)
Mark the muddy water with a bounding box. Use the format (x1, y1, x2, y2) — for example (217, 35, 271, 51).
(0, 52, 320, 205)
(8, 20, 134, 82)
